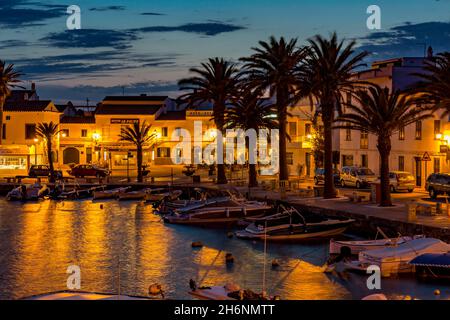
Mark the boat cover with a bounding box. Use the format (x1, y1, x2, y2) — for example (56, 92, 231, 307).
(359, 238, 450, 262)
(409, 253, 450, 268)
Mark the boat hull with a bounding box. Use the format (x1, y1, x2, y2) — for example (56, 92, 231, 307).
(236, 226, 349, 241)
(329, 236, 417, 255)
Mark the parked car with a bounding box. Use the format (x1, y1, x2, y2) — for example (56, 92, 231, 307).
(314, 168, 340, 185)
(389, 171, 415, 193)
(340, 166, 377, 189)
(425, 173, 450, 199)
(28, 165, 63, 178)
(68, 165, 110, 178)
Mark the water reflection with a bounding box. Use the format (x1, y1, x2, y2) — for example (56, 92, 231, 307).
(0, 199, 448, 300)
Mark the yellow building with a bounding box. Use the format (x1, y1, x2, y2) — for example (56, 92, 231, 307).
(1, 97, 60, 176)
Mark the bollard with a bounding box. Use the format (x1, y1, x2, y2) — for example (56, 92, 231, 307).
(406, 202, 417, 222)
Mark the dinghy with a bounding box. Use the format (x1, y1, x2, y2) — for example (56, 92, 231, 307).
(189, 282, 275, 301)
(236, 205, 354, 241)
(93, 186, 131, 200)
(6, 184, 48, 201)
(344, 238, 450, 277)
(146, 189, 182, 202)
(21, 290, 155, 300)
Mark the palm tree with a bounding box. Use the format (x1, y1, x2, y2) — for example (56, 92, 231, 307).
(119, 121, 155, 183)
(226, 92, 278, 187)
(298, 33, 369, 198)
(240, 36, 307, 182)
(178, 58, 241, 184)
(36, 122, 60, 183)
(0, 61, 22, 144)
(413, 52, 450, 116)
(335, 85, 430, 206)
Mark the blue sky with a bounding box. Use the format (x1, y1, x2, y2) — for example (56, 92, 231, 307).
(1, 0, 450, 104)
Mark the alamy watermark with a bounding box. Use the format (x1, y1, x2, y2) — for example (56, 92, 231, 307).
(367, 5, 381, 30)
(171, 121, 279, 175)
(66, 5, 81, 30)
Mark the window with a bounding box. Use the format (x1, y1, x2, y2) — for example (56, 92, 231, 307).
(2, 124, 5, 140)
(415, 121, 422, 140)
(162, 127, 168, 137)
(5, 116, 10, 121)
(61, 129, 69, 137)
(86, 147, 92, 163)
(398, 156, 405, 171)
(81, 129, 88, 137)
(399, 126, 405, 141)
(434, 158, 441, 174)
(288, 122, 297, 137)
(157, 147, 171, 158)
(345, 128, 351, 141)
(360, 130, 368, 149)
(361, 154, 368, 168)
(434, 120, 441, 138)
(25, 124, 36, 140)
(304, 123, 311, 136)
(286, 152, 294, 165)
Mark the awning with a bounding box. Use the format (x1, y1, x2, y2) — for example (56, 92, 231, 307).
(409, 253, 450, 268)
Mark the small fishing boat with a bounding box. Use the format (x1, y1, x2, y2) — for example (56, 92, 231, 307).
(21, 290, 155, 300)
(6, 184, 48, 201)
(146, 189, 182, 202)
(56, 186, 103, 200)
(163, 198, 271, 226)
(329, 235, 424, 256)
(409, 253, 450, 280)
(344, 238, 450, 277)
(118, 188, 152, 201)
(236, 205, 354, 241)
(93, 186, 131, 200)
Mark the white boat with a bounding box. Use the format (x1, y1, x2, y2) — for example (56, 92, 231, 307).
(329, 235, 424, 256)
(21, 290, 154, 300)
(345, 238, 450, 277)
(189, 282, 274, 301)
(6, 184, 48, 201)
(93, 186, 131, 200)
(118, 188, 153, 201)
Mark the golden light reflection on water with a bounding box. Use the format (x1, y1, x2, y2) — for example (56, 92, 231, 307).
(2, 199, 447, 300)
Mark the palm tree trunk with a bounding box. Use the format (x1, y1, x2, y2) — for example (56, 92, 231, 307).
(277, 89, 289, 181)
(248, 163, 258, 187)
(322, 107, 336, 199)
(137, 146, 143, 183)
(215, 112, 227, 185)
(47, 138, 55, 183)
(377, 135, 392, 207)
(0, 96, 4, 145)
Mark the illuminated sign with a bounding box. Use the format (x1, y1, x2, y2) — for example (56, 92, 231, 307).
(110, 119, 139, 124)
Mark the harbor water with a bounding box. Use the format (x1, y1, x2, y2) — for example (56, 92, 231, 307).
(0, 199, 449, 300)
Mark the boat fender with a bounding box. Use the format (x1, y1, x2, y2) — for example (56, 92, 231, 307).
(404, 295, 412, 300)
(100, 204, 104, 210)
(243, 207, 247, 216)
(148, 283, 164, 298)
(226, 208, 230, 218)
(434, 289, 441, 296)
(225, 253, 234, 264)
(227, 232, 234, 239)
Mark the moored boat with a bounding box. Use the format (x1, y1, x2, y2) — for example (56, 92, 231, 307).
(118, 188, 152, 201)
(189, 281, 276, 301)
(163, 198, 271, 226)
(93, 186, 131, 200)
(409, 252, 450, 280)
(146, 189, 182, 202)
(344, 238, 450, 277)
(6, 184, 48, 201)
(236, 205, 354, 241)
(329, 235, 424, 256)
(21, 290, 156, 300)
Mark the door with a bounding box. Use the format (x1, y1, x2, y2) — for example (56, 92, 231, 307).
(63, 147, 80, 165)
(415, 157, 422, 187)
(305, 153, 311, 177)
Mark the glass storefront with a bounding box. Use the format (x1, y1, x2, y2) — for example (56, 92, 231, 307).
(0, 156, 28, 170)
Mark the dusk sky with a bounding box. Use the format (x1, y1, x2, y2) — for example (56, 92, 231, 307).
(2, 0, 450, 104)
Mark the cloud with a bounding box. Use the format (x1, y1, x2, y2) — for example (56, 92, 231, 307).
(135, 22, 246, 36)
(0, 40, 28, 49)
(89, 6, 126, 12)
(41, 29, 139, 49)
(0, 0, 67, 28)
(13, 51, 178, 79)
(358, 21, 450, 59)
(36, 81, 180, 104)
(141, 12, 166, 16)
